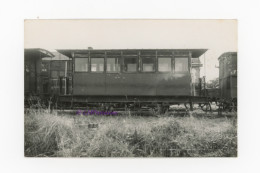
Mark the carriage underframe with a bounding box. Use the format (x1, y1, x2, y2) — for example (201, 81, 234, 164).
(55, 95, 213, 113)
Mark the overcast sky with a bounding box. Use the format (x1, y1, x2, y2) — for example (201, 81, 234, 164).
(24, 20, 237, 81)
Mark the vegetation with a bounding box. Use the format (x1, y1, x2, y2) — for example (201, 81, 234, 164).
(24, 108, 237, 157)
(206, 78, 219, 89)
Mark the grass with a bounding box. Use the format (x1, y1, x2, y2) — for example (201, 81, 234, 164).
(24, 108, 237, 157)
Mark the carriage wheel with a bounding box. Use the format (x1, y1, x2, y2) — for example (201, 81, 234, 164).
(152, 104, 162, 116)
(152, 104, 170, 116)
(162, 106, 169, 115)
(230, 100, 237, 113)
(184, 102, 193, 111)
(200, 102, 212, 113)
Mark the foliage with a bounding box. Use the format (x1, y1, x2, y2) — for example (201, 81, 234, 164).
(206, 78, 219, 89)
(25, 109, 237, 157)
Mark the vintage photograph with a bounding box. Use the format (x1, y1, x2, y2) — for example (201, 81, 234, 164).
(24, 20, 237, 157)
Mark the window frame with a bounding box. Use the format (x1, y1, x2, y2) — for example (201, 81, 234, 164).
(123, 56, 139, 73)
(72, 51, 191, 74)
(90, 57, 105, 73)
(74, 55, 89, 73)
(141, 56, 156, 73)
(106, 57, 121, 73)
(157, 57, 173, 73)
(174, 56, 189, 73)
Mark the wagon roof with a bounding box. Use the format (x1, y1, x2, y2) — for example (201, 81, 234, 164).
(218, 52, 237, 60)
(42, 51, 70, 61)
(24, 48, 54, 58)
(56, 49, 207, 59)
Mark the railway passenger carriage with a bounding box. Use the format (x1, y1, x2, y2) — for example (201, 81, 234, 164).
(25, 48, 73, 106)
(218, 52, 237, 111)
(24, 48, 55, 96)
(56, 49, 208, 110)
(219, 52, 237, 100)
(199, 52, 237, 112)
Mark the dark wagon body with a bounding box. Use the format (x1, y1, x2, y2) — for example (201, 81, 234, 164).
(218, 52, 237, 100)
(56, 49, 207, 105)
(24, 48, 54, 96)
(25, 49, 73, 105)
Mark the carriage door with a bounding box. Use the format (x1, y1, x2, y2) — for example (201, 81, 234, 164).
(59, 61, 71, 95)
(59, 76, 69, 95)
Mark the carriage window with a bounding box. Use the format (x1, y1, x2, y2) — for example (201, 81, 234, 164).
(91, 58, 104, 72)
(175, 57, 188, 72)
(75, 58, 88, 72)
(142, 57, 155, 72)
(124, 57, 137, 72)
(107, 58, 120, 72)
(158, 58, 171, 72)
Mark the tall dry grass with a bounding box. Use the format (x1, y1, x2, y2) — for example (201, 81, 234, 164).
(24, 109, 237, 157)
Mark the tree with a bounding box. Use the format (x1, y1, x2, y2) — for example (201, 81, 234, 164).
(206, 78, 219, 89)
